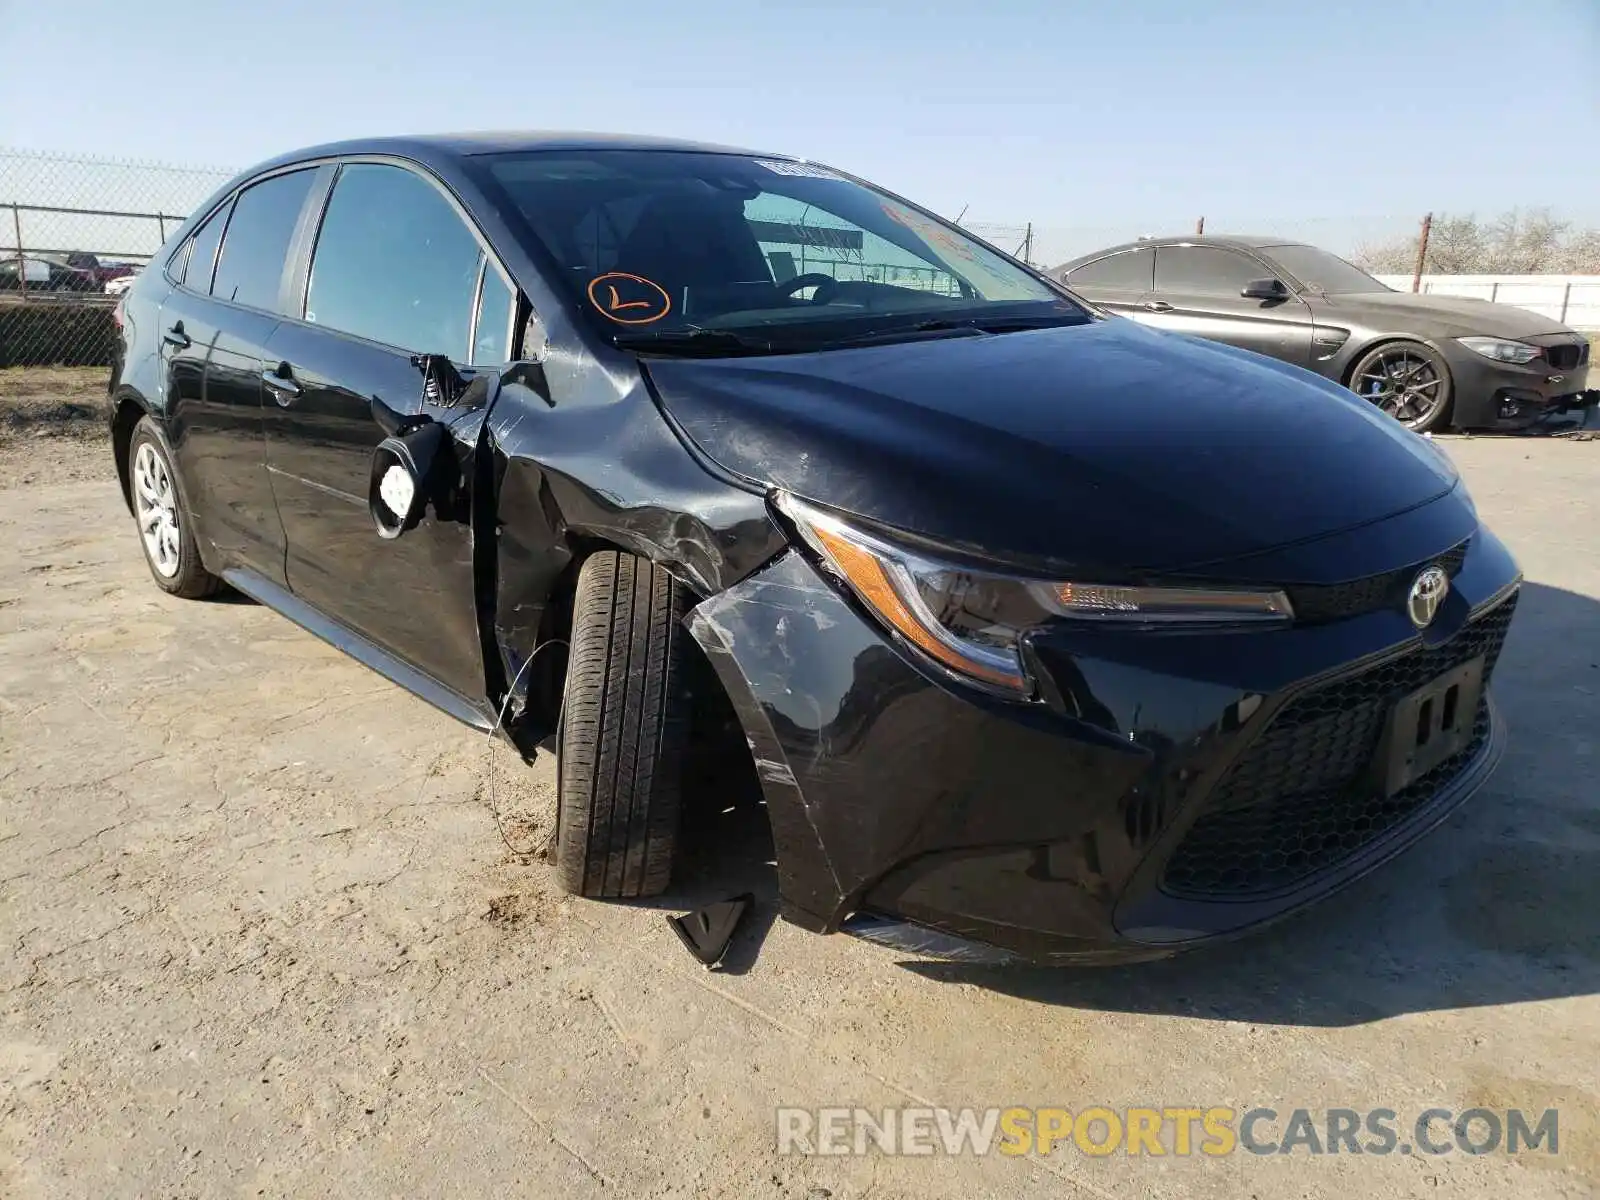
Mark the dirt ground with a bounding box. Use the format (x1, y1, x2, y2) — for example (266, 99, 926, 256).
(0, 368, 113, 487)
(2, 369, 1599, 1198)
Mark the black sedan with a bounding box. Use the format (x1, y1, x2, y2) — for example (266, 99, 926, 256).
(1057, 236, 1593, 432)
(108, 134, 1521, 964)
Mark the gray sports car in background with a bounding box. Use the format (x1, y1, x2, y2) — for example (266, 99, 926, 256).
(1057, 236, 1593, 432)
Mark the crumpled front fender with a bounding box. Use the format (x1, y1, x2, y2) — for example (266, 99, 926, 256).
(685, 549, 1148, 933)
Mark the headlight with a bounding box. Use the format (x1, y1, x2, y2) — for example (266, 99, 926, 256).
(1458, 336, 1539, 365)
(777, 495, 1294, 698)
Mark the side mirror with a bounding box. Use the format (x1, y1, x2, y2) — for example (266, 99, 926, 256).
(369, 419, 446, 539)
(1242, 278, 1290, 301)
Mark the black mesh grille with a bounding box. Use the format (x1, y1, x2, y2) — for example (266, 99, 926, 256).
(1546, 343, 1584, 371)
(1161, 592, 1517, 899)
(1286, 541, 1469, 624)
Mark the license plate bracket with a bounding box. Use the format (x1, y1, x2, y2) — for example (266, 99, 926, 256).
(1378, 655, 1486, 796)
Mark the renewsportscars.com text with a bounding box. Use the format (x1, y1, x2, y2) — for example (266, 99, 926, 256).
(775, 1106, 1559, 1158)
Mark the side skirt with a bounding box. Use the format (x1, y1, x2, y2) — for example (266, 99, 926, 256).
(221, 567, 496, 733)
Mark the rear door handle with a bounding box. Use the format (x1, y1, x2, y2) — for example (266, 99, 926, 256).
(261, 364, 302, 404)
(1142, 300, 1175, 313)
(162, 322, 191, 349)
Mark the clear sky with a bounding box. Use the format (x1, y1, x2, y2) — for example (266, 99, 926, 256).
(2, 0, 1597, 258)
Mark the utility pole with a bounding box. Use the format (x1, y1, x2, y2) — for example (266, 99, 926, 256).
(1195, 216, 1205, 236)
(1411, 212, 1432, 294)
(1022, 222, 1033, 265)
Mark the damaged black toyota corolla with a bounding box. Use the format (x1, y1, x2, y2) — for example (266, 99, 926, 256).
(109, 133, 1521, 964)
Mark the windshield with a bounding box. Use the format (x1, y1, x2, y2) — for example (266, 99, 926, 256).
(1263, 244, 1392, 295)
(478, 149, 1082, 352)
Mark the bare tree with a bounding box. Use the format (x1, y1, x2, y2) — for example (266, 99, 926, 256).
(1351, 238, 1414, 274)
(1426, 215, 1492, 275)
(1564, 228, 1600, 274)
(1352, 209, 1599, 275)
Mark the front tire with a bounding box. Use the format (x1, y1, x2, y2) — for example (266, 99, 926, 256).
(555, 551, 691, 898)
(1348, 340, 1454, 433)
(128, 417, 222, 599)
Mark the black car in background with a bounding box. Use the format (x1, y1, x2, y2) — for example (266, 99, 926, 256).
(109, 134, 1521, 963)
(1058, 236, 1593, 432)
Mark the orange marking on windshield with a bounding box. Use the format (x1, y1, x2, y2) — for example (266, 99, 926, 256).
(587, 272, 672, 325)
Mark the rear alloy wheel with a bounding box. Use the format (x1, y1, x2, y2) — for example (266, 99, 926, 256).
(1349, 340, 1453, 433)
(555, 551, 692, 899)
(128, 418, 222, 598)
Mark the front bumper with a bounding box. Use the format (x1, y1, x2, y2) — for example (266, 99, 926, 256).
(686, 519, 1522, 965)
(1444, 334, 1592, 429)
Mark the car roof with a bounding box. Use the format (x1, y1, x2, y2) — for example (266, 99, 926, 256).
(250, 130, 786, 173)
(1057, 235, 1317, 271)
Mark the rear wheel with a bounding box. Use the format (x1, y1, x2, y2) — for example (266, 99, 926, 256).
(1348, 340, 1453, 432)
(555, 551, 692, 898)
(128, 417, 222, 599)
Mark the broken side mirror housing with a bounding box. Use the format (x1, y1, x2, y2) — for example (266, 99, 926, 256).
(369, 417, 446, 539)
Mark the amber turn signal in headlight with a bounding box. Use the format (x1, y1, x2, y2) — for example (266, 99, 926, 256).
(1038, 581, 1293, 622)
(777, 495, 1295, 699)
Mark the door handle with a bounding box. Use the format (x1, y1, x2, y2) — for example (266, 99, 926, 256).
(162, 322, 191, 349)
(1142, 300, 1175, 313)
(261, 364, 302, 404)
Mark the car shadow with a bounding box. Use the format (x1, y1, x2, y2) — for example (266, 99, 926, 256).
(632, 729, 782, 976)
(892, 579, 1600, 1024)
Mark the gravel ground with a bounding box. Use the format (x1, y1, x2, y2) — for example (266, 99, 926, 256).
(1, 379, 1598, 1198)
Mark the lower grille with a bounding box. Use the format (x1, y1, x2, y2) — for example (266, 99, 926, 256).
(1161, 592, 1517, 899)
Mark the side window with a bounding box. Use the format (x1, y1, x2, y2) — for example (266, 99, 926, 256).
(211, 169, 317, 310)
(181, 201, 231, 292)
(305, 163, 482, 357)
(1154, 246, 1265, 296)
(472, 264, 515, 364)
(1064, 248, 1153, 291)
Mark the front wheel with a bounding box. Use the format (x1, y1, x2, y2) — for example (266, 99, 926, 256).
(555, 551, 692, 899)
(1348, 340, 1454, 433)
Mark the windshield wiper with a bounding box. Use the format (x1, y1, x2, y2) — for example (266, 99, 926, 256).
(911, 313, 1088, 334)
(611, 328, 779, 357)
(824, 311, 1088, 349)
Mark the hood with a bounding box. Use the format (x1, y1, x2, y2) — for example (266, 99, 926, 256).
(645, 319, 1461, 576)
(1325, 290, 1571, 339)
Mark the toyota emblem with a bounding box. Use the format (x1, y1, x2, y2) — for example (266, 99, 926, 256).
(1407, 565, 1449, 629)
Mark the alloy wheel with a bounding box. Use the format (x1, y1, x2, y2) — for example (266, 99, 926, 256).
(1355, 348, 1447, 427)
(132, 442, 181, 578)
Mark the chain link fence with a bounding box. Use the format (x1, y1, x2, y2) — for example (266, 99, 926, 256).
(1, 149, 234, 367)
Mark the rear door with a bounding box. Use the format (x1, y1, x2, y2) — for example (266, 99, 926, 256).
(1059, 247, 1154, 318)
(159, 167, 324, 585)
(1143, 244, 1315, 366)
(261, 160, 518, 705)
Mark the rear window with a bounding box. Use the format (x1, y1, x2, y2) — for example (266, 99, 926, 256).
(181, 202, 230, 292)
(211, 169, 317, 311)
